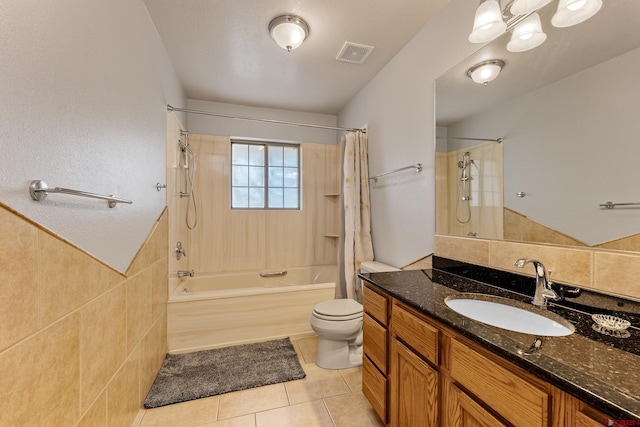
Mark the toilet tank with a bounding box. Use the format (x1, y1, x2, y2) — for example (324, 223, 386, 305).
(360, 261, 400, 273)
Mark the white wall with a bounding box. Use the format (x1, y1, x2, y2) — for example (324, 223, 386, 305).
(0, 0, 185, 272)
(337, 0, 481, 268)
(186, 100, 338, 144)
(448, 47, 640, 246)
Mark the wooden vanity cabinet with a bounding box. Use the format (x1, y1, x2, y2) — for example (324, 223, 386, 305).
(362, 285, 390, 423)
(362, 283, 621, 427)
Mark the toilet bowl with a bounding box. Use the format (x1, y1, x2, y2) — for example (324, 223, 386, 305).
(310, 261, 400, 369)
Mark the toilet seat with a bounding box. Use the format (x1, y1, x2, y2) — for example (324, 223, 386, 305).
(313, 299, 363, 321)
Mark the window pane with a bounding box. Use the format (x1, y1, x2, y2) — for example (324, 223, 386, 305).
(232, 165, 249, 186)
(268, 188, 283, 208)
(249, 145, 265, 166)
(249, 166, 265, 186)
(249, 188, 265, 208)
(232, 144, 249, 165)
(284, 188, 299, 208)
(232, 187, 248, 208)
(268, 146, 283, 166)
(283, 146, 298, 167)
(283, 167, 298, 187)
(268, 167, 283, 187)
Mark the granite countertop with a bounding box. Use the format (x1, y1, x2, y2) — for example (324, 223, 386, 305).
(359, 261, 640, 421)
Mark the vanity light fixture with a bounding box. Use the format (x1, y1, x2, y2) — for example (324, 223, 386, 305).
(469, 0, 507, 43)
(510, 0, 553, 16)
(467, 60, 505, 85)
(269, 14, 309, 52)
(507, 12, 547, 52)
(551, 0, 603, 28)
(469, 0, 603, 49)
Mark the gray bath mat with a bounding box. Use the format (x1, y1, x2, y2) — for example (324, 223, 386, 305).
(144, 337, 306, 408)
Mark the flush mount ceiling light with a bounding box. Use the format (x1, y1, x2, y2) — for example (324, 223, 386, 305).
(467, 59, 505, 85)
(269, 14, 309, 52)
(469, 0, 603, 49)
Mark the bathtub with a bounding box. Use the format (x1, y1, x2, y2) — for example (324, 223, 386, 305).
(167, 265, 337, 353)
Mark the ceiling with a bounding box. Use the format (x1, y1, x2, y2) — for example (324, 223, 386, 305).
(143, 0, 449, 115)
(436, 0, 640, 126)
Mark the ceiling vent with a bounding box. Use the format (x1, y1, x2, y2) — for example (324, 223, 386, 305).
(336, 42, 374, 64)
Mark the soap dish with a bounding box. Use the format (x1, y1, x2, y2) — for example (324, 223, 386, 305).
(591, 314, 630, 331)
(592, 323, 631, 339)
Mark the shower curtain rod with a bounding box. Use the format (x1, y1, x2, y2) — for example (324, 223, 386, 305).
(437, 136, 503, 143)
(167, 105, 365, 133)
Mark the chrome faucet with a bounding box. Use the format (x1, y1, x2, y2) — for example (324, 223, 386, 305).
(177, 270, 194, 278)
(514, 259, 561, 308)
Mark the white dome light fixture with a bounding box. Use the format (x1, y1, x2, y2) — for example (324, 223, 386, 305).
(551, 0, 602, 28)
(269, 15, 309, 52)
(507, 13, 547, 52)
(510, 0, 553, 16)
(467, 60, 505, 85)
(469, 0, 507, 43)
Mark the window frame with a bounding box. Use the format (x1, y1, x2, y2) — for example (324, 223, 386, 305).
(230, 140, 301, 210)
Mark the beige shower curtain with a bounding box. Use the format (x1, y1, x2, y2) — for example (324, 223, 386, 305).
(336, 131, 374, 302)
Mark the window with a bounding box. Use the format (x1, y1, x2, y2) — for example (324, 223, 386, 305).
(231, 141, 300, 209)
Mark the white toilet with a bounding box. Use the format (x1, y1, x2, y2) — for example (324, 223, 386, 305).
(310, 261, 400, 369)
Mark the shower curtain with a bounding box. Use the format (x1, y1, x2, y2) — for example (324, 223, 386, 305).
(337, 131, 374, 302)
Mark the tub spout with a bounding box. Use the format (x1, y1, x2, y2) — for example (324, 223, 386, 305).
(177, 270, 194, 278)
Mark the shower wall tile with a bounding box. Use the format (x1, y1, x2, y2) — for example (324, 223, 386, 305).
(434, 235, 490, 266)
(0, 205, 39, 351)
(127, 268, 154, 353)
(0, 313, 81, 426)
(490, 241, 592, 286)
(594, 251, 640, 299)
(77, 391, 107, 427)
(0, 203, 168, 427)
(107, 347, 141, 427)
(80, 284, 127, 412)
(38, 229, 123, 326)
(186, 136, 338, 274)
(152, 256, 169, 320)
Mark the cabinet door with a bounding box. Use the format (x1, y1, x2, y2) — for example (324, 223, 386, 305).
(389, 338, 438, 427)
(446, 381, 509, 427)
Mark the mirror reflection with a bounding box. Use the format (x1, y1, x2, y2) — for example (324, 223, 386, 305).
(435, 0, 640, 251)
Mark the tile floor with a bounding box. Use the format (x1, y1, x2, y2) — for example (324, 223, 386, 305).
(132, 335, 384, 427)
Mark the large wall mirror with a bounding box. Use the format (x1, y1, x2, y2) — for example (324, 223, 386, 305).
(435, 0, 640, 252)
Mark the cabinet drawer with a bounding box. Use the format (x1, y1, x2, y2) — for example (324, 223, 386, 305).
(363, 313, 387, 373)
(363, 355, 387, 423)
(449, 339, 549, 427)
(363, 285, 388, 325)
(391, 303, 439, 365)
(576, 410, 623, 427)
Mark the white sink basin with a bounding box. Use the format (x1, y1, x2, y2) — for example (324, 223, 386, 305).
(444, 294, 574, 336)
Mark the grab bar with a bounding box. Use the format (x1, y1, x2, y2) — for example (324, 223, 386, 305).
(600, 201, 640, 209)
(369, 163, 422, 183)
(259, 271, 288, 278)
(29, 180, 132, 208)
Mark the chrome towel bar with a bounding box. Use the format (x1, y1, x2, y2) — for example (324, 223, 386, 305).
(259, 271, 288, 278)
(29, 180, 132, 208)
(369, 163, 422, 183)
(600, 201, 640, 209)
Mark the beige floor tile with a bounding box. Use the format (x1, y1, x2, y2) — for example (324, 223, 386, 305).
(218, 384, 289, 420)
(339, 366, 362, 392)
(285, 362, 351, 405)
(138, 397, 219, 427)
(256, 400, 334, 427)
(199, 414, 256, 427)
(293, 336, 319, 364)
(324, 392, 384, 427)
